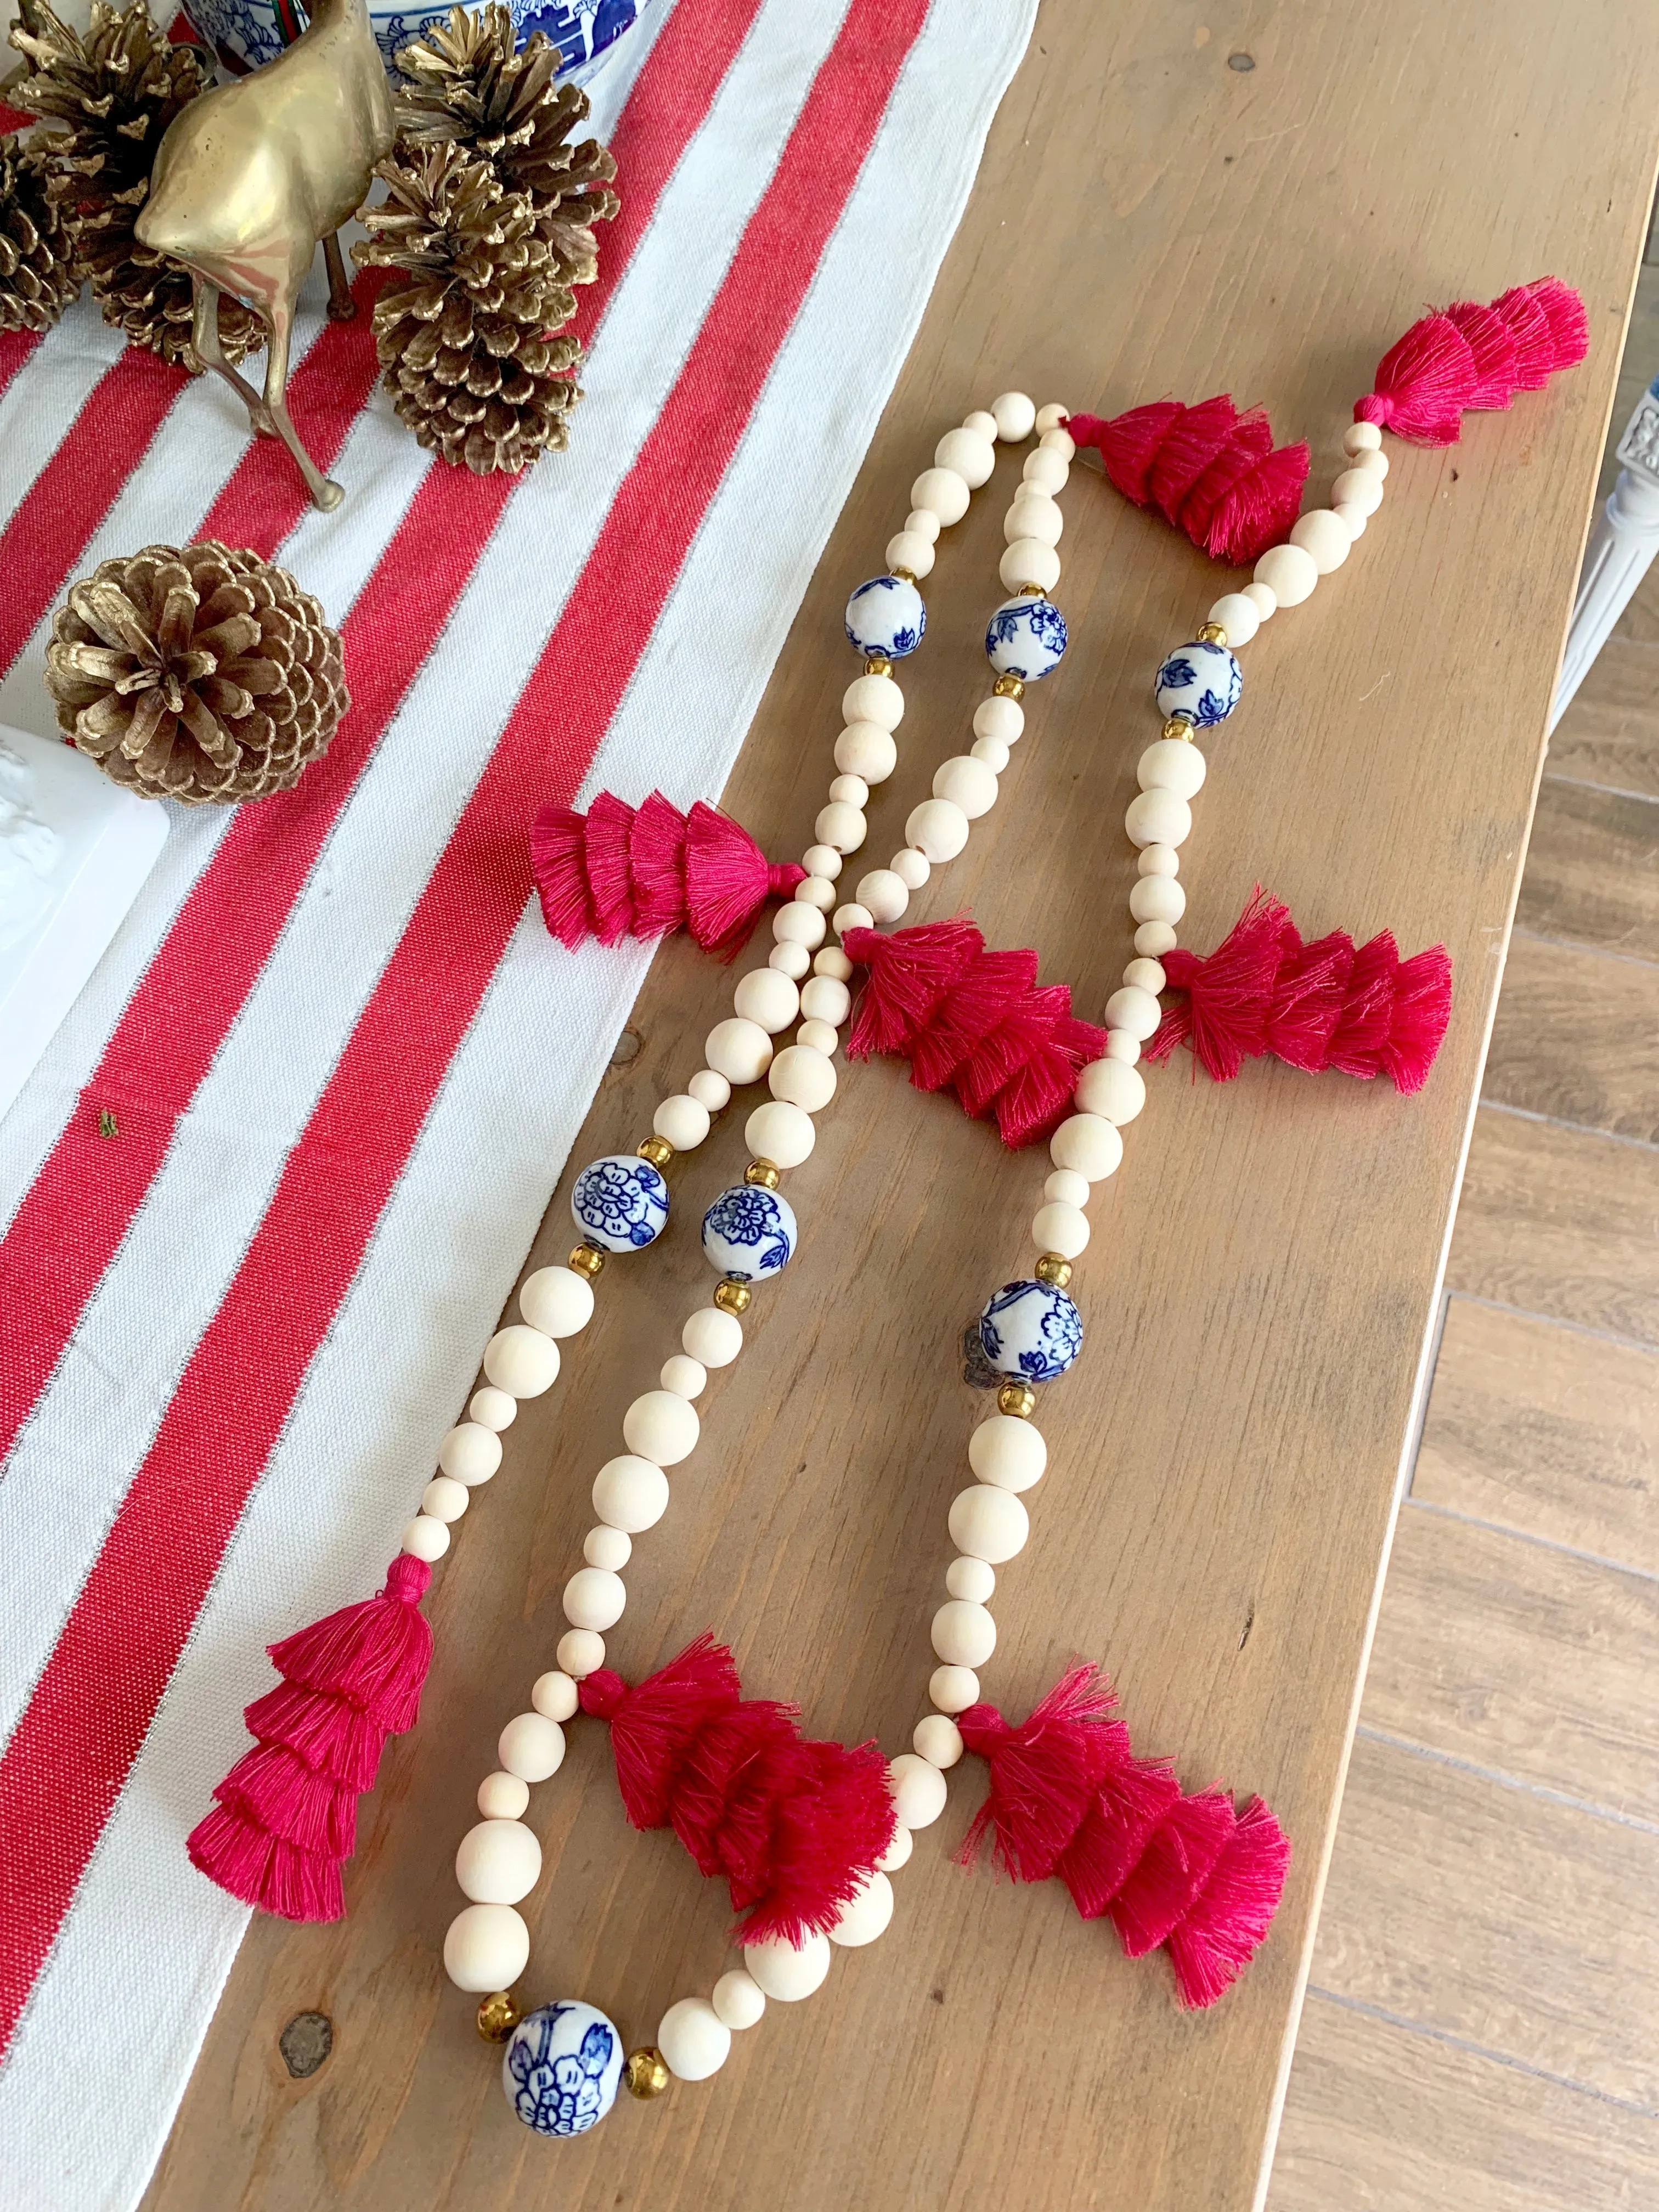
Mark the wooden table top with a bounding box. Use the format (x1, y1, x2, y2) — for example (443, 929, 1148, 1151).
(145, 4, 1659, 2208)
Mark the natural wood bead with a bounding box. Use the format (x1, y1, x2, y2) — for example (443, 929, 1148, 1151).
(468, 1386, 517, 1431)
(800, 974, 851, 1025)
(622, 1391, 699, 1466)
(483, 1325, 560, 1397)
(1104, 1029, 1142, 1064)
(660, 1353, 707, 1400)
(712, 1969, 766, 2030)
(689, 1067, 731, 1111)
(814, 945, 854, 980)
(891, 847, 930, 888)
(990, 389, 1036, 440)
(802, 843, 843, 878)
(966, 409, 999, 437)
(1334, 502, 1368, 541)
(683, 1305, 742, 1367)
(518, 1265, 595, 1338)
(1125, 789, 1192, 849)
(532, 1669, 579, 1722)
(770, 941, 811, 979)
(563, 1566, 625, 1632)
(1004, 490, 1063, 545)
(968, 1413, 1047, 1490)
(1137, 842, 1180, 876)
(1034, 401, 1069, 434)
(584, 1524, 632, 1570)
(1207, 589, 1261, 647)
(829, 1870, 895, 1946)
(835, 720, 898, 782)
(829, 773, 869, 809)
(745, 1098, 815, 1168)
(931, 1598, 996, 1666)
(888, 1751, 949, 1829)
(794, 874, 837, 911)
(659, 1997, 732, 2081)
(1290, 507, 1352, 573)
(906, 796, 970, 862)
(705, 1015, 774, 1083)
(653, 1093, 712, 1149)
(439, 1423, 503, 1485)
(971, 733, 1010, 771)
(1351, 444, 1388, 478)
(769, 1043, 836, 1111)
(1040, 425, 1076, 458)
(1254, 541, 1319, 606)
(477, 1769, 530, 1820)
(443, 1903, 529, 1994)
(456, 1818, 541, 1905)
(885, 528, 936, 579)
(1031, 1199, 1089, 1257)
(733, 968, 800, 1034)
(1130, 872, 1185, 924)
(743, 1931, 832, 2001)
(1075, 1056, 1147, 1127)
(1044, 1167, 1090, 1206)
(998, 539, 1060, 592)
(592, 1454, 670, 1532)
(1332, 466, 1385, 516)
(914, 1714, 965, 1769)
(933, 754, 998, 817)
(1244, 578, 1278, 619)
(772, 902, 827, 949)
(498, 1711, 565, 1782)
(935, 424, 996, 486)
(877, 1822, 913, 1871)
(1137, 737, 1206, 798)
(798, 1018, 839, 1057)
(949, 1484, 1030, 1564)
(1135, 921, 1178, 957)
(910, 464, 970, 525)
(904, 507, 941, 544)
(832, 901, 874, 937)
(973, 692, 1024, 744)
(556, 1628, 605, 1678)
(945, 1553, 995, 1601)
(1124, 956, 1166, 994)
(856, 867, 910, 922)
(1342, 419, 1384, 455)
(1022, 446, 1068, 494)
(814, 800, 866, 855)
(929, 1663, 980, 1714)
(841, 670, 903, 729)
(1104, 985, 1163, 1039)
(421, 1476, 469, 1523)
(402, 1513, 450, 1561)
(1051, 1112, 1123, 1181)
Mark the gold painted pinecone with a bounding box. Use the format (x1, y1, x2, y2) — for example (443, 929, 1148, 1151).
(45, 541, 348, 804)
(353, 145, 585, 477)
(0, 131, 78, 332)
(392, 4, 618, 280)
(7, 0, 258, 369)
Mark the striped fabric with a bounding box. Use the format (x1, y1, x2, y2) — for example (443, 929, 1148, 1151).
(0, 2, 1035, 2201)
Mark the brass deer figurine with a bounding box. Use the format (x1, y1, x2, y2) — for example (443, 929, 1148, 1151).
(135, 0, 396, 510)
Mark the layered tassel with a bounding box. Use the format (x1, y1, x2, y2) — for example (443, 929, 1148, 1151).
(1066, 397, 1310, 565)
(840, 919, 1109, 1148)
(187, 1555, 434, 1921)
(580, 1634, 896, 1946)
(531, 792, 806, 957)
(1355, 274, 1588, 445)
(957, 1666, 1289, 2009)
(1146, 890, 1452, 1093)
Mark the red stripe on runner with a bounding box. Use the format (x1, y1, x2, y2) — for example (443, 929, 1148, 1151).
(0, 0, 926, 2052)
(0, 0, 758, 1471)
(0, 326, 41, 398)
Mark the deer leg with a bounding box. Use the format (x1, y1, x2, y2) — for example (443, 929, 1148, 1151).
(263, 292, 344, 512)
(192, 276, 275, 438)
(322, 232, 356, 322)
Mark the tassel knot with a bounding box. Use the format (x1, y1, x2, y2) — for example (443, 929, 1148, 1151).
(531, 793, 802, 958)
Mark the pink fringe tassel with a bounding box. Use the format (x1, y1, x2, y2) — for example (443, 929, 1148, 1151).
(1355, 275, 1588, 445)
(1066, 397, 1310, 565)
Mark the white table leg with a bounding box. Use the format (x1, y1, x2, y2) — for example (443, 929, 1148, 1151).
(1551, 379, 1659, 729)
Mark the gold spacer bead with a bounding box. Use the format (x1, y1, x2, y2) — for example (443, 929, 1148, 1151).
(625, 2046, 670, 2099)
(1196, 620, 1228, 646)
(568, 1242, 607, 1279)
(1034, 1252, 1073, 1289)
(713, 1278, 752, 1317)
(889, 567, 918, 585)
(996, 1379, 1037, 1419)
(864, 654, 893, 677)
(743, 1158, 781, 1189)
(1013, 584, 1047, 600)
(636, 1135, 674, 1170)
(992, 674, 1025, 699)
(1161, 714, 1195, 743)
(476, 1991, 521, 2043)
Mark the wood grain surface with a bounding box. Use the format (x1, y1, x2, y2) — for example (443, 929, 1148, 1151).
(144, 4, 1659, 2209)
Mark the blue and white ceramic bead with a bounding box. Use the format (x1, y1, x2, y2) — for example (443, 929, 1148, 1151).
(1154, 640, 1242, 729)
(985, 594, 1068, 682)
(978, 1278, 1083, 1383)
(702, 1183, 797, 1280)
(503, 2000, 624, 2137)
(182, 0, 652, 86)
(844, 575, 926, 661)
(571, 1153, 669, 1252)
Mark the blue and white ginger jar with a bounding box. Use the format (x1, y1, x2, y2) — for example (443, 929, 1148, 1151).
(985, 594, 1067, 681)
(845, 574, 926, 661)
(571, 1153, 669, 1251)
(503, 2000, 624, 2137)
(702, 1183, 797, 1280)
(1154, 640, 1242, 728)
(978, 1278, 1083, 1382)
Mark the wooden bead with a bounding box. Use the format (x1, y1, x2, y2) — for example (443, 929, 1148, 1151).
(584, 1525, 631, 1571)
(832, 902, 873, 937)
(973, 693, 1024, 744)
(1051, 1112, 1122, 1181)
(792, 873, 836, 914)
(814, 945, 854, 981)
(421, 1476, 469, 1523)
(1135, 921, 1178, 957)
(1035, 401, 1070, 434)
(439, 1423, 503, 1485)
(800, 974, 851, 1026)
(1254, 541, 1319, 606)
(935, 425, 996, 486)
(1032, 1198, 1088, 1257)
(842, 670, 903, 729)
(592, 1454, 670, 1532)
(1041, 426, 1076, 459)
(652, 1093, 712, 1149)
(1125, 955, 1165, 993)
(828, 772, 868, 808)
(769, 1043, 836, 1112)
(930, 1663, 980, 1713)
(904, 507, 941, 544)
(906, 797, 970, 862)
(658, 1997, 731, 2081)
(1105, 1029, 1142, 1064)
(518, 1266, 595, 1338)
(813, 800, 866, 854)
(745, 1099, 815, 1168)
(948, 1484, 1029, 1564)
(743, 1931, 832, 2001)
(556, 1627, 605, 1678)
(1044, 1167, 1091, 1207)
(991, 390, 1036, 440)
(563, 1566, 625, 1632)
(878, 1826, 914, 1875)
(689, 1067, 731, 1111)
(999, 539, 1060, 592)
(834, 720, 898, 782)
(1334, 503, 1368, 542)
(1104, 984, 1163, 1039)
(888, 1751, 949, 1829)
(1207, 590, 1261, 647)
(1137, 737, 1207, 798)
(964, 408, 998, 438)
(733, 968, 800, 1034)
(772, 902, 827, 949)
(1290, 508, 1351, 573)
(946, 1553, 996, 1601)
(1331, 466, 1384, 516)
(1351, 445, 1388, 478)
(933, 754, 998, 818)
(1243, 579, 1277, 619)
(971, 734, 1010, 771)
(402, 1513, 449, 1561)
(770, 940, 811, 980)
(704, 1015, 774, 1083)
(456, 1818, 541, 1904)
(1129, 872, 1185, 924)
(931, 1598, 996, 1666)
(1075, 1056, 1145, 1124)
(498, 1711, 565, 1782)
(802, 843, 843, 879)
(712, 1969, 766, 2030)
(1022, 447, 1068, 494)
(968, 1413, 1047, 1491)
(477, 1769, 530, 1820)
(855, 867, 910, 922)
(622, 1390, 699, 1466)
(660, 1353, 707, 1400)
(532, 1669, 579, 1722)
(914, 1714, 964, 1769)
(683, 1305, 742, 1367)
(885, 528, 935, 579)
(891, 847, 930, 888)
(443, 1903, 529, 1993)
(1004, 490, 1063, 545)
(469, 1386, 517, 1431)
(1124, 788, 1192, 849)
(1137, 840, 1179, 875)
(829, 1869, 894, 1946)
(1342, 420, 1384, 455)
(483, 1324, 560, 1397)
(910, 465, 970, 526)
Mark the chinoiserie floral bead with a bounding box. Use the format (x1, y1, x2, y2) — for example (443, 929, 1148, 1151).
(930, 1663, 981, 1713)
(948, 1483, 1029, 1563)
(439, 1423, 503, 1485)
(1290, 509, 1352, 573)
(653, 1094, 711, 1150)
(1154, 640, 1242, 727)
(946, 1555, 995, 1601)
(1138, 737, 1207, 799)
(936, 424, 996, 486)
(814, 800, 866, 854)
(456, 1818, 541, 1904)
(592, 1454, 670, 1532)
(934, 754, 999, 817)
(978, 1278, 1083, 1381)
(1124, 789, 1192, 849)
(913, 1714, 964, 1770)
(623, 1391, 699, 1466)
(499, 1710, 566, 1782)
(660, 1353, 707, 1400)
(712, 1969, 766, 2030)
(1207, 589, 1260, 647)
(1075, 1055, 1145, 1124)
(985, 592, 1068, 680)
(557, 1628, 605, 1677)
(877, 1822, 914, 1870)
(402, 1513, 450, 1561)
(773, 903, 827, 950)
(891, 847, 930, 889)
(974, 692, 1024, 744)
(689, 1067, 731, 1111)
(991, 389, 1036, 440)
(888, 1751, 949, 1829)
(444, 1901, 529, 1993)
(801, 974, 852, 1025)
(502, 2001, 623, 2137)
(1051, 1112, 1123, 1181)
(584, 1525, 631, 1570)
(1044, 1167, 1091, 1208)
(836, 721, 898, 782)
(746, 1098, 815, 1167)
(829, 1870, 895, 1946)
(706, 1015, 775, 1083)
(743, 1931, 832, 2001)
(999, 539, 1060, 594)
(518, 1265, 595, 1338)
(484, 1325, 561, 1397)
(1254, 542, 1318, 607)
(478, 1769, 531, 1819)
(842, 670, 904, 728)
(844, 574, 927, 659)
(422, 1476, 469, 1522)
(1130, 873, 1186, 925)
(733, 968, 800, 1034)
(533, 1669, 580, 1722)
(703, 1183, 798, 1280)
(1031, 1200, 1088, 1258)
(931, 1598, 996, 1666)
(571, 1154, 669, 1253)
(885, 528, 935, 579)
(1104, 984, 1164, 1039)
(856, 868, 909, 922)
(905, 797, 970, 864)
(469, 1386, 517, 1431)
(658, 1996, 731, 2081)
(684, 1305, 742, 1367)
(1004, 490, 1063, 545)
(1331, 466, 1385, 515)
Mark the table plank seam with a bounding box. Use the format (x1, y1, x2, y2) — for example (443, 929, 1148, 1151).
(1352, 1722, 1659, 1838)
(1471, 1097, 1659, 1159)
(1442, 1286, 1659, 1359)
(1401, 1493, 1659, 1590)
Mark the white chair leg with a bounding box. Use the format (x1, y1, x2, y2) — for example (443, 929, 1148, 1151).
(1551, 380, 1659, 730)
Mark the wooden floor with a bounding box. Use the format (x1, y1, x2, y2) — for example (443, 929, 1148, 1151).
(1269, 267, 1659, 2212)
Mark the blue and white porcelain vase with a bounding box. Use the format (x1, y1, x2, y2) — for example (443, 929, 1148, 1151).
(183, 0, 653, 87)
(571, 1153, 669, 1251)
(702, 1183, 797, 1281)
(978, 1278, 1083, 1383)
(503, 2000, 624, 2137)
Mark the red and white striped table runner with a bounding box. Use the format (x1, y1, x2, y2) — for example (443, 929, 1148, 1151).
(0, 2, 1035, 2200)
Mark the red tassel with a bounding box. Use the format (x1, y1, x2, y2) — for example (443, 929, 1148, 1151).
(583, 1637, 897, 1946)
(529, 792, 804, 958)
(1357, 276, 1588, 443)
(188, 1555, 433, 1921)
(1147, 892, 1452, 1092)
(958, 1664, 1289, 2007)
(841, 919, 983, 1058)
(1069, 400, 1309, 566)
